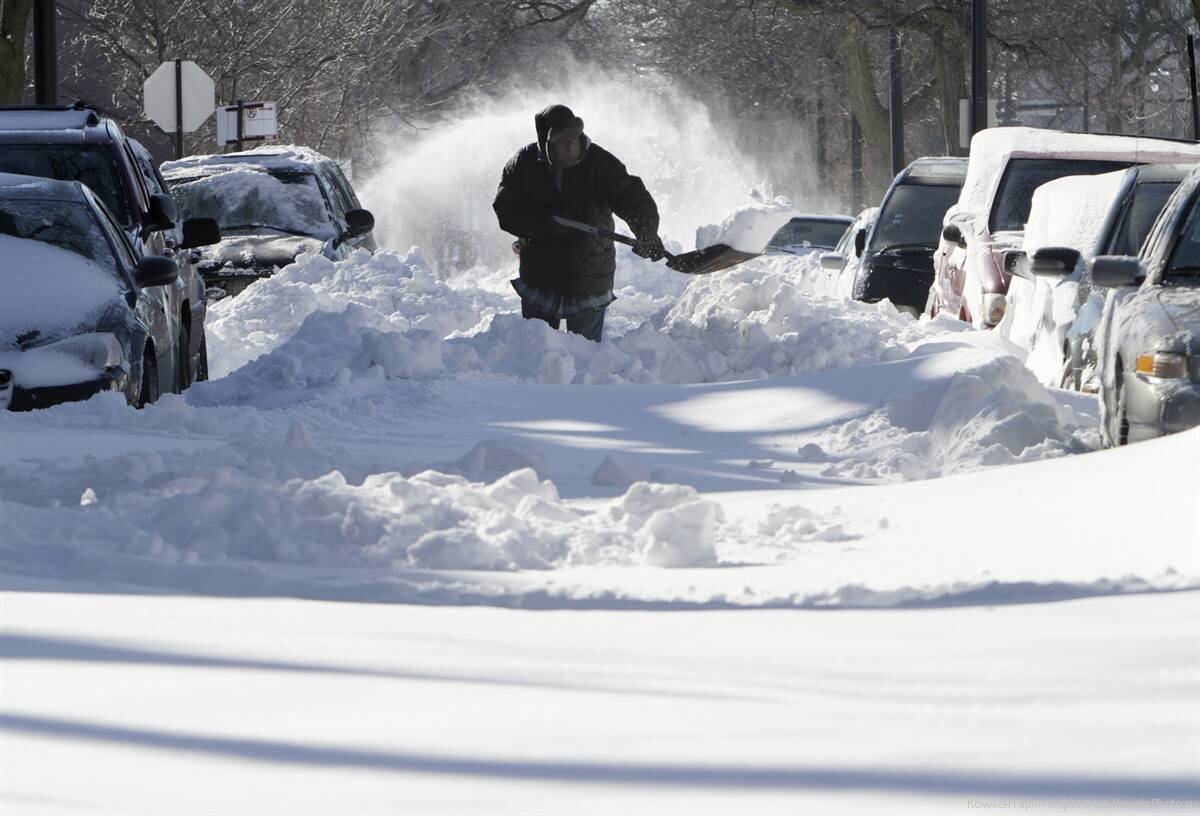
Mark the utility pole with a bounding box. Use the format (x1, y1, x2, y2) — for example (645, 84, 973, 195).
(969, 0, 988, 139)
(889, 28, 905, 177)
(32, 0, 57, 105)
(1189, 34, 1199, 141)
(851, 115, 863, 212)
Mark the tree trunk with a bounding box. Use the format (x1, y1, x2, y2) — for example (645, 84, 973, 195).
(841, 18, 890, 196)
(928, 26, 967, 156)
(0, 0, 34, 104)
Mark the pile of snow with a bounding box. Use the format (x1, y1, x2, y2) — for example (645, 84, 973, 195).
(806, 342, 1095, 481)
(695, 187, 796, 253)
(0, 235, 120, 344)
(206, 250, 924, 392)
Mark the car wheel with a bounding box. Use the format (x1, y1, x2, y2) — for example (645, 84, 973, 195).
(176, 324, 192, 393)
(1114, 360, 1130, 447)
(137, 346, 159, 409)
(195, 331, 209, 383)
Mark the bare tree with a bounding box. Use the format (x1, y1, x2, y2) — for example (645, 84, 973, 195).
(0, 0, 33, 103)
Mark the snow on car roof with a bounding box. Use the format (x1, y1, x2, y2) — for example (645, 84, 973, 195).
(0, 107, 101, 131)
(958, 127, 1200, 219)
(788, 213, 853, 223)
(1021, 169, 1129, 257)
(162, 144, 333, 177)
(904, 156, 968, 181)
(0, 172, 85, 200)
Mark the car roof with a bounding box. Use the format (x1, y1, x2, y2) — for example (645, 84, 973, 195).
(0, 105, 115, 145)
(899, 156, 968, 183)
(162, 144, 334, 177)
(0, 172, 89, 202)
(959, 127, 1200, 218)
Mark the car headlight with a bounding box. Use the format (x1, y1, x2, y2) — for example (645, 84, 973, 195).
(982, 292, 1006, 327)
(37, 333, 125, 371)
(1135, 351, 1188, 380)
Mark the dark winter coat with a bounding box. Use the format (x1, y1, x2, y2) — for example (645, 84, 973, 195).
(493, 105, 660, 297)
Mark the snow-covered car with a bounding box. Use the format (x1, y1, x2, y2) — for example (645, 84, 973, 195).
(0, 102, 219, 387)
(1002, 164, 1190, 389)
(0, 174, 182, 410)
(1091, 164, 1200, 446)
(162, 146, 376, 298)
(816, 206, 879, 299)
(766, 214, 852, 257)
(850, 156, 966, 317)
(925, 127, 1200, 329)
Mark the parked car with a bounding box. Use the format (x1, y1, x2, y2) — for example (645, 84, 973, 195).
(0, 174, 182, 410)
(848, 157, 966, 317)
(767, 214, 852, 257)
(0, 102, 219, 389)
(925, 127, 1200, 329)
(815, 207, 879, 299)
(1003, 164, 1191, 389)
(1091, 164, 1200, 446)
(162, 145, 376, 298)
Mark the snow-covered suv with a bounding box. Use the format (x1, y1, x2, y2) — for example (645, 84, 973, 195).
(925, 127, 1200, 329)
(162, 146, 376, 298)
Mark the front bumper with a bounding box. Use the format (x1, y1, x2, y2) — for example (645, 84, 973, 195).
(853, 260, 934, 312)
(1124, 375, 1200, 442)
(5, 373, 125, 412)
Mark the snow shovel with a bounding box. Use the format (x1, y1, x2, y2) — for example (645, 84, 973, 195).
(551, 215, 758, 275)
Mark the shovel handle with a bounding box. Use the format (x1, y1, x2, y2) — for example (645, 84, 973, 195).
(550, 215, 676, 262)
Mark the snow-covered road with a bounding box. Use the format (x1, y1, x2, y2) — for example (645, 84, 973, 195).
(2, 246, 1197, 813)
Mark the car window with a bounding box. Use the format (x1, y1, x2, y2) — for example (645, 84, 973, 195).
(1107, 182, 1180, 257)
(1165, 191, 1200, 280)
(319, 164, 352, 219)
(121, 141, 151, 212)
(0, 197, 119, 271)
(869, 183, 961, 252)
(166, 167, 336, 239)
(769, 219, 849, 249)
(327, 163, 363, 209)
(990, 158, 1133, 233)
(0, 144, 132, 225)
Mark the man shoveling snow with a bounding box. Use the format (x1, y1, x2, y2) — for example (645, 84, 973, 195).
(493, 104, 665, 342)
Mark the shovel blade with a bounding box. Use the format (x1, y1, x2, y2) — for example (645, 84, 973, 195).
(666, 244, 759, 275)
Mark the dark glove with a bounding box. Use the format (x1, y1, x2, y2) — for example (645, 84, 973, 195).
(632, 233, 666, 262)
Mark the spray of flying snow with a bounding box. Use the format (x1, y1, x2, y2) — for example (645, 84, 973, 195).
(359, 68, 781, 273)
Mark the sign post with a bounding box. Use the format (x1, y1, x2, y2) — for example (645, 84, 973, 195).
(143, 60, 215, 159)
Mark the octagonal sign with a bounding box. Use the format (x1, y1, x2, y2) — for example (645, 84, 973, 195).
(143, 60, 215, 133)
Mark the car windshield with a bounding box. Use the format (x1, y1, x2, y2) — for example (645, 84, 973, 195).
(990, 158, 1132, 233)
(0, 145, 131, 226)
(0, 198, 118, 269)
(1107, 181, 1180, 257)
(1165, 192, 1200, 281)
(769, 218, 849, 249)
(869, 183, 961, 252)
(166, 166, 334, 239)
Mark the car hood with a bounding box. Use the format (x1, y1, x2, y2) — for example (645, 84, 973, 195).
(196, 233, 326, 271)
(0, 234, 124, 348)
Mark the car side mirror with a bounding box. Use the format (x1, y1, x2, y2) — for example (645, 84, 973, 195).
(134, 255, 179, 288)
(820, 252, 846, 271)
(1004, 250, 1030, 280)
(1030, 247, 1081, 278)
(1089, 255, 1145, 288)
(146, 193, 177, 232)
(180, 217, 221, 249)
(342, 208, 374, 240)
(942, 223, 966, 248)
(853, 229, 866, 256)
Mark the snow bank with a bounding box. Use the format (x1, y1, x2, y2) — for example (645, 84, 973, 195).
(808, 343, 1093, 481)
(695, 188, 796, 253)
(0, 235, 121, 344)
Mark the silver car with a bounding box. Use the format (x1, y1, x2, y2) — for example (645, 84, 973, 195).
(1092, 164, 1200, 446)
